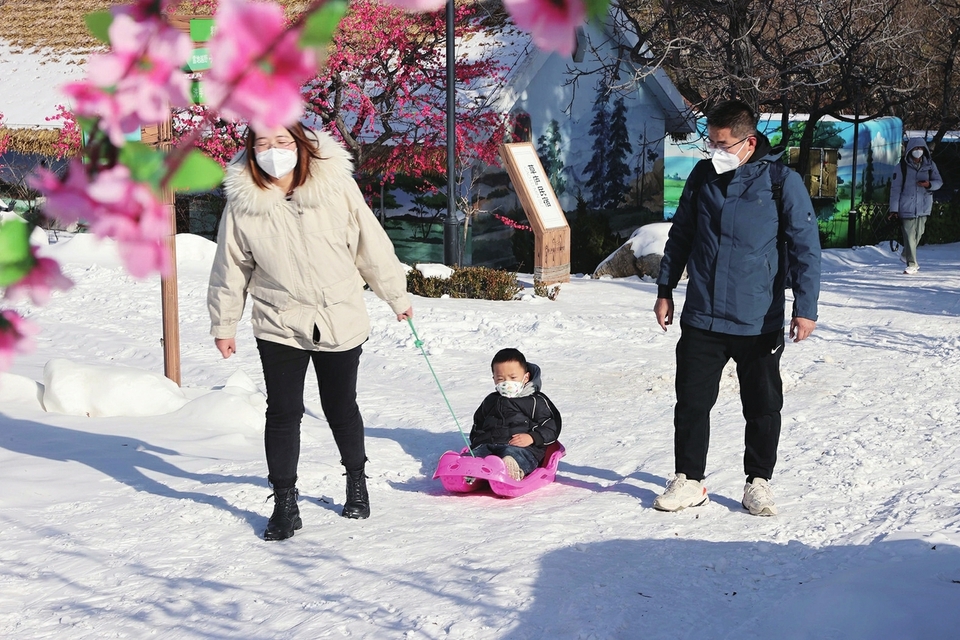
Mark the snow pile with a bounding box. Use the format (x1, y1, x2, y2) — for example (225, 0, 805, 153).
(628, 221, 671, 258)
(415, 263, 455, 279)
(42, 358, 188, 417)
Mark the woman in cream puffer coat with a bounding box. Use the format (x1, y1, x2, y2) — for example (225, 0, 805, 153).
(208, 123, 412, 540)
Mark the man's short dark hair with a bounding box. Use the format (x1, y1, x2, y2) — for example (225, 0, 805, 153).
(707, 100, 758, 139)
(491, 348, 527, 372)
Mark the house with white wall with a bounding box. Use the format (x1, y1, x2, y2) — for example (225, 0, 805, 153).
(487, 17, 694, 217)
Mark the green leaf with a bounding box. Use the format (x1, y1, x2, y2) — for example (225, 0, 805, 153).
(85, 11, 113, 45)
(0, 220, 35, 287)
(119, 142, 167, 187)
(300, 1, 348, 47)
(167, 150, 225, 193)
(583, 0, 610, 21)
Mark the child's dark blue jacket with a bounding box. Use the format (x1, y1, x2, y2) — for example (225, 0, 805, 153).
(469, 362, 561, 465)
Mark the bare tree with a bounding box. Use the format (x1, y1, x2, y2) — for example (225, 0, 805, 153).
(782, 0, 925, 172)
(581, 0, 925, 179)
(893, 0, 960, 146)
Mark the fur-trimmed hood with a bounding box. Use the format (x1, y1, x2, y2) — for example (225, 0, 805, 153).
(222, 129, 357, 216)
(208, 127, 412, 352)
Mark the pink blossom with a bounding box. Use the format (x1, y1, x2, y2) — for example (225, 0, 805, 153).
(30, 163, 171, 278)
(28, 161, 95, 226)
(3, 249, 74, 306)
(64, 13, 192, 145)
(493, 212, 532, 232)
(0, 111, 8, 155)
(0, 310, 39, 372)
(205, 0, 318, 130)
(503, 0, 586, 56)
(377, 0, 446, 10)
(60, 82, 138, 147)
(114, 1, 181, 21)
(85, 166, 172, 278)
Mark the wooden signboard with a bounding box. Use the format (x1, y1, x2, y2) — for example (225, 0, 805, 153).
(499, 142, 570, 284)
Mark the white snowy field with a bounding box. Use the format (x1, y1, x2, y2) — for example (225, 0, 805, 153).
(1, 231, 959, 639)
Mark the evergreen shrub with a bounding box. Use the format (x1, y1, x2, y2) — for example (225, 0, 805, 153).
(407, 266, 522, 301)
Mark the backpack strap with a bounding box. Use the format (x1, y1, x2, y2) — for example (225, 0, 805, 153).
(769, 160, 788, 235)
(768, 160, 792, 289)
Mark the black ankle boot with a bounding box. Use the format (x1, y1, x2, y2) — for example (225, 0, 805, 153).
(264, 486, 302, 540)
(341, 468, 370, 519)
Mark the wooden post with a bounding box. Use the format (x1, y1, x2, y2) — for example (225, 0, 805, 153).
(142, 14, 214, 385)
(159, 115, 180, 386)
(141, 119, 181, 386)
(499, 142, 570, 284)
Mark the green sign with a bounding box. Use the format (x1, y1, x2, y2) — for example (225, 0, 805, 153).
(190, 18, 215, 43)
(190, 80, 206, 105)
(184, 47, 211, 72)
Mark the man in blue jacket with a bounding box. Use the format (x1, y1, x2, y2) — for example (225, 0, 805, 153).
(653, 100, 821, 516)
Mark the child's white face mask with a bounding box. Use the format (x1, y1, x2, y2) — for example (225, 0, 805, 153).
(496, 380, 525, 398)
(911, 148, 924, 159)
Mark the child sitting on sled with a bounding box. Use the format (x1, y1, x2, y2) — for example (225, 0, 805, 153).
(469, 348, 562, 481)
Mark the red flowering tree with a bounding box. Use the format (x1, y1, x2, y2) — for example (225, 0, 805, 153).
(2, 0, 608, 371)
(0, 111, 7, 157)
(171, 107, 246, 168)
(45, 105, 82, 159)
(303, 0, 509, 190)
(170, 1, 509, 196)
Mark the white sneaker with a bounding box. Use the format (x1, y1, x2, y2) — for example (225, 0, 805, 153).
(903, 265, 919, 275)
(742, 478, 778, 516)
(502, 456, 524, 481)
(653, 473, 709, 511)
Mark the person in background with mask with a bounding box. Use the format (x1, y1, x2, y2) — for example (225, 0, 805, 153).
(208, 122, 413, 540)
(889, 137, 942, 275)
(652, 99, 821, 516)
(467, 348, 561, 481)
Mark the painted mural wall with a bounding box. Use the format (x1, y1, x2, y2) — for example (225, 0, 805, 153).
(509, 67, 668, 217)
(664, 115, 904, 248)
(404, 37, 679, 270)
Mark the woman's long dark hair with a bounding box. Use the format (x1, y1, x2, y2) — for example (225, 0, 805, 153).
(244, 122, 324, 191)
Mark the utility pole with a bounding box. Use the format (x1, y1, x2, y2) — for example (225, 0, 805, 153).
(442, 0, 459, 266)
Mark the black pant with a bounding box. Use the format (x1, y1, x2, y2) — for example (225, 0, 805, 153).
(673, 324, 784, 482)
(256, 339, 365, 489)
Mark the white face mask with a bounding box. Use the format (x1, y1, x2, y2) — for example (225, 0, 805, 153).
(255, 148, 298, 179)
(911, 149, 924, 159)
(710, 140, 747, 174)
(495, 380, 525, 398)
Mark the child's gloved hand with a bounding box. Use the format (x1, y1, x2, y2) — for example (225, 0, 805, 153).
(509, 433, 534, 447)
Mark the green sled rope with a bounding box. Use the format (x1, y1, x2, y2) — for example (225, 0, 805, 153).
(407, 318, 474, 455)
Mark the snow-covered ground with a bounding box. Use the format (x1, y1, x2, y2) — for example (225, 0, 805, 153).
(1, 232, 959, 639)
(0, 42, 85, 128)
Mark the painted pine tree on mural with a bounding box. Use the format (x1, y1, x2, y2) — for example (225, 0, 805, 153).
(604, 96, 633, 208)
(536, 119, 566, 197)
(584, 89, 633, 209)
(583, 88, 610, 209)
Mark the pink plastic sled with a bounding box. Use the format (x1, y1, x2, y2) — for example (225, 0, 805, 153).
(432, 442, 565, 498)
